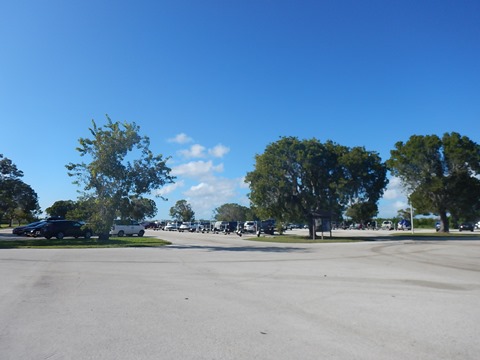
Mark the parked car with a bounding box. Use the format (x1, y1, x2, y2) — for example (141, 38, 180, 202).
(164, 222, 179, 231)
(381, 221, 394, 230)
(189, 222, 207, 232)
(230, 221, 243, 233)
(155, 221, 166, 230)
(260, 219, 275, 235)
(110, 220, 145, 237)
(349, 223, 364, 230)
(213, 221, 229, 232)
(12, 220, 46, 236)
(40, 220, 92, 239)
(397, 219, 411, 230)
(25, 221, 53, 237)
(141, 221, 158, 229)
(213, 221, 241, 233)
(188, 223, 201, 232)
(244, 221, 256, 233)
(178, 222, 191, 232)
(459, 223, 474, 232)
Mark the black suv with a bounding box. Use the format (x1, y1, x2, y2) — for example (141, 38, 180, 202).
(459, 223, 475, 232)
(40, 220, 93, 239)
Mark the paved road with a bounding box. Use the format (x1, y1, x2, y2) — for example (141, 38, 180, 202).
(1, 229, 479, 359)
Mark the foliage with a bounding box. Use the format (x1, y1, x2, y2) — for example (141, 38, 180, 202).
(45, 200, 76, 218)
(66, 116, 174, 238)
(213, 203, 250, 221)
(119, 197, 157, 221)
(64, 198, 96, 220)
(169, 199, 195, 222)
(396, 208, 413, 220)
(245, 137, 388, 237)
(0, 154, 40, 225)
(0, 154, 23, 178)
(387, 132, 480, 232)
(345, 202, 378, 224)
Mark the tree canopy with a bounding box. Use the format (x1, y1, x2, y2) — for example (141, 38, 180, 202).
(169, 199, 195, 222)
(213, 203, 251, 221)
(387, 132, 480, 232)
(0, 154, 40, 225)
(45, 200, 76, 219)
(245, 137, 388, 236)
(66, 116, 174, 238)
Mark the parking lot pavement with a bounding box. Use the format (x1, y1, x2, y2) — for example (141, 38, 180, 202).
(1, 228, 479, 359)
(147, 226, 477, 243)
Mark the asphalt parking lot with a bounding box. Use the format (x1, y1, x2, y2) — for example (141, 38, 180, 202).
(1, 228, 479, 359)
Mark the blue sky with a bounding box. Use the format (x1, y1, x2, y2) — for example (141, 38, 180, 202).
(1, 0, 479, 220)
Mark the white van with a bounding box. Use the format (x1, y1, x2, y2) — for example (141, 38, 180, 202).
(213, 221, 229, 232)
(110, 220, 145, 237)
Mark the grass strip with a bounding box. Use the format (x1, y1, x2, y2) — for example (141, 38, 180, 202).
(0, 236, 171, 249)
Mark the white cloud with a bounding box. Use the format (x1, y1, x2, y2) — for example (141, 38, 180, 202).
(182, 178, 246, 219)
(393, 200, 408, 210)
(179, 144, 206, 158)
(377, 176, 409, 218)
(208, 144, 230, 158)
(171, 160, 224, 179)
(175, 142, 229, 159)
(238, 176, 249, 189)
(153, 180, 185, 197)
(383, 176, 406, 200)
(168, 133, 193, 144)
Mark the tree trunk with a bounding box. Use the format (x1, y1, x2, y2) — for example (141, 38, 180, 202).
(308, 223, 318, 239)
(439, 210, 449, 232)
(98, 233, 110, 240)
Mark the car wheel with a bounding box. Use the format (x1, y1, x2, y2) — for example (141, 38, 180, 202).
(118, 230, 125, 237)
(138, 230, 145, 237)
(84, 231, 92, 239)
(56, 232, 64, 239)
(45, 235, 52, 239)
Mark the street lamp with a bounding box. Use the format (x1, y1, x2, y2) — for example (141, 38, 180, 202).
(409, 194, 414, 234)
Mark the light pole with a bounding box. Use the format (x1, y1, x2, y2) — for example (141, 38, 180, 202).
(409, 194, 414, 234)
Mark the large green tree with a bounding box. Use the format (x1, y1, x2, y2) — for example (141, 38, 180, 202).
(245, 137, 388, 237)
(0, 154, 40, 225)
(213, 203, 250, 221)
(121, 197, 157, 221)
(64, 198, 96, 221)
(66, 116, 174, 238)
(45, 200, 76, 219)
(387, 132, 480, 232)
(169, 199, 195, 222)
(345, 202, 378, 225)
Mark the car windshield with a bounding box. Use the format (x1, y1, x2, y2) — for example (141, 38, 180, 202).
(26, 221, 43, 226)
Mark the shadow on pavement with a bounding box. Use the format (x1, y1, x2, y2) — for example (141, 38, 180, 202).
(387, 233, 480, 241)
(0, 232, 21, 240)
(165, 244, 311, 253)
